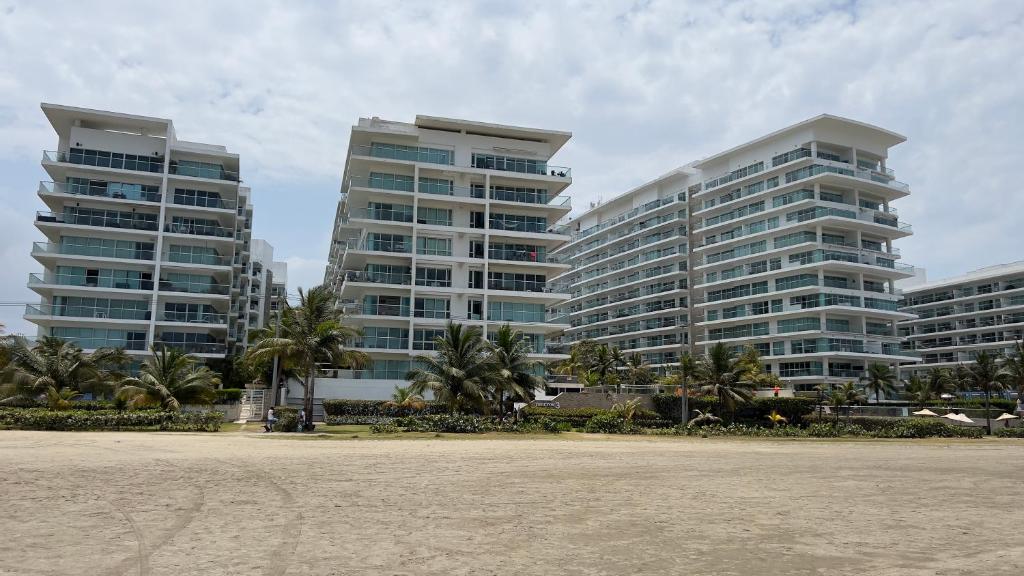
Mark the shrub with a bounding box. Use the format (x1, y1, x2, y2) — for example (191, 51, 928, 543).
(994, 426, 1024, 438)
(0, 408, 222, 431)
(651, 394, 815, 425)
(394, 414, 492, 433)
(583, 411, 640, 434)
(805, 415, 982, 438)
(215, 388, 244, 404)
(325, 415, 397, 426)
(322, 399, 443, 418)
(369, 421, 402, 434)
(926, 398, 1017, 412)
(524, 406, 671, 429)
(271, 406, 299, 432)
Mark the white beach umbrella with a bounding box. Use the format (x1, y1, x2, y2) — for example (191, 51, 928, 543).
(941, 412, 961, 422)
(912, 408, 939, 417)
(953, 413, 974, 424)
(995, 413, 1020, 421)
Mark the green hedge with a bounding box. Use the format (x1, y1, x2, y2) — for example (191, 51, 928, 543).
(0, 408, 222, 431)
(995, 426, 1024, 438)
(322, 399, 444, 418)
(925, 398, 1018, 412)
(806, 415, 984, 438)
(523, 406, 672, 429)
(270, 406, 298, 432)
(646, 419, 981, 439)
(651, 395, 815, 425)
(390, 414, 566, 434)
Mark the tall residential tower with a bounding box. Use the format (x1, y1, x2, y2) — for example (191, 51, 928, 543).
(26, 103, 261, 361)
(319, 115, 573, 399)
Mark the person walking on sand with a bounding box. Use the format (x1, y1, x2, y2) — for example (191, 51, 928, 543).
(298, 409, 306, 432)
(265, 407, 276, 433)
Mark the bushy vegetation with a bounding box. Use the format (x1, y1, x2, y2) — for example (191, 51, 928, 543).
(644, 419, 982, 439)
(583, 412, 641, 434)
(383, 414, 567, 434)
(804, 415, 984, 438)
(994, 426, 1024, 438)
(0, 408, 222, 431)
(270, 406, 299, 432)
(214, 388, 244, 404)
(523, 406, 672, 428)
(651, 395, 815, 425)
(322, 398, 443, 418)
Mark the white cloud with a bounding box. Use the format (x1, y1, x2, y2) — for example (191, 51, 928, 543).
(1, 0, 1023, 334)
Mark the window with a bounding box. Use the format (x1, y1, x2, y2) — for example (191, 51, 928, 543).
(66, 177, 160, 202)
(826, 319, 851, 333)
(487, 301, 545, 323)
(420, 176, 458, 195)
(50, 296, 150, 320)
(489, 213, 548, 233)
(367, 233, 410, 253)
(489, 243, 545, 262)
(370, 142, 452, 165)
(171, 159, 231, 180)
(773, 231, 817, 249)
(359, 327, 409, 349)
(365, 264, 411, 285)
(58, 236, 154, 260)
(777, 317, 821, 334)
(67, 147, 163, 173)
(367, 202, 413, 223)
(488, 272, 546, 292)
(416, 237, 451, 256)
(489, 185, 549, 204)
(415, 267, 451, 287)
(51, 326, 147, 350)
(414, 298, 450, 319)
(779, 361, 823, 377)
(472, 153, 548, 175)
(417, 207, 452, 226)
(55, 266, 153, 290)
(362, 295, 409, 316)
(775, 274, 818, 291)
(413, 329, 445, 350)
(173, 188, 226, 208)
(368, 172, 414, 192)
(167, 245, 222, 265)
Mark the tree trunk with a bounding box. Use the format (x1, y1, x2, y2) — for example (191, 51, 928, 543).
(303, 368, 314, 428)
(985, 388, 992, 435)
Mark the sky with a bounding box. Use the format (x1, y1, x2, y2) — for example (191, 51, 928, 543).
(1, 0, 1022, 335)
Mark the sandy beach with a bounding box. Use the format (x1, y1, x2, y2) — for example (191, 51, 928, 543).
(1, 431, 1022, 576)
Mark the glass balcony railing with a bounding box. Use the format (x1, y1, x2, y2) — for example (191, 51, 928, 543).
(171, 194, 237, 210)
(153, 341, 227, 354)
(25, 304, 151, 321)
(29, 272, 155, 291)
(168, 162, 239, 182)
(158, 279, 230, 295)
(32, 241, 155, 261)
(40, 181, 161, 203)
(163, 222, 235, 238)
(43, 149, 164, 173)
(341, 270, 413, 285)
(487, 248, 555, 263)
(163, 252, 231, 266)
(37, 211, 159, 231)
(159, 311, 228, 324)
(347, 207, 414, 223)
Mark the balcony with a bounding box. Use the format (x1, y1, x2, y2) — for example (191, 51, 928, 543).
(487, 248, 559, 264)
(37, 211, 159, 232)
(168, 161, 239, 182)
(33, 241, 155, 262)
(471, 154, 571, 178)
(25, 304, 151, 321)
(352, 144, 454, 166)
(159, 311, 229, 324)
(488, 280, 550, 293)
(163, 222, 235, 238)
(347, 207, 414, 224)
(153, 341, 227, 355)
(40, 181, 161, 203)
(170, 194, 237, 210)
(158, 279, 230, 296)
(29, 272, 154, 291)
(43, 149, 164, 174)
(341, 270, 412, 285)
(162, 252, 231, 267)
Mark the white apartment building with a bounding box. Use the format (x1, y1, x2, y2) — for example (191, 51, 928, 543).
(317, 115, 573, 400)
(548, 169, 692, 371)
(899, 261, 1024, 376)
(553, 115, 918, 392)
(26, 103, 258, 361)
(246, 239, 289, 338)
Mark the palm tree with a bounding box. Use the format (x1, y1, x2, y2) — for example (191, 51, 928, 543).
(386, 386, 426, 411)
(694, 343, 755, 420)
(489, 324, 543, 418)
(962, 351, 1010, 435)
(861, 362, 897, 403)
(1002, 340, 1024, 404)
(687, 409, 723, 428)
(0, 336, 128, 404)
(591, 344, 626, 390)
(611, 397, 642, 423)
(925, 367, 956, 400)
(622, 353, 654, 391)
(407, 322, 494, 413)
(117, 347, 220, 411)
(44, 386, 80, 410)
(831, 382, 865, 424)
(678, 351, 697, 425)
(246, 285, 370, 427)
(904, 375, 933, 410)
(553, 339, 599, 378)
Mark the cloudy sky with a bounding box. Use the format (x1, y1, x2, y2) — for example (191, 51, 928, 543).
(1, 0, 1022, 334)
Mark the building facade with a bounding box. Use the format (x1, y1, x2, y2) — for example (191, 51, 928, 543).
(899, 261, 1024, 376)
(318, 115, 573, 400)
(26, 103, 260, 361)
(552, 115, 918, 392)
(548, 169, 693, 372)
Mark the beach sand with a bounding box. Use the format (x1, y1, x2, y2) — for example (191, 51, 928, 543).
(1, 431, 1022, 575)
